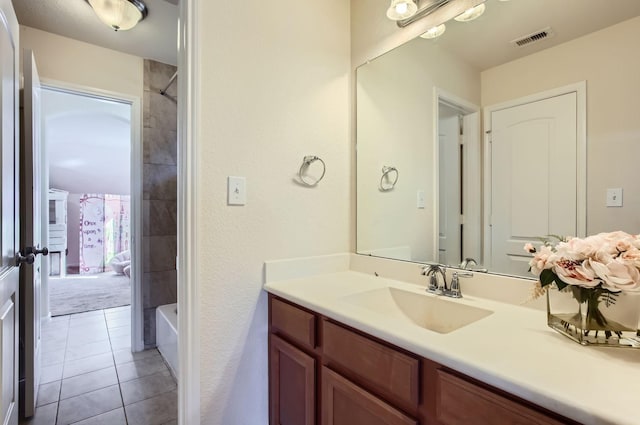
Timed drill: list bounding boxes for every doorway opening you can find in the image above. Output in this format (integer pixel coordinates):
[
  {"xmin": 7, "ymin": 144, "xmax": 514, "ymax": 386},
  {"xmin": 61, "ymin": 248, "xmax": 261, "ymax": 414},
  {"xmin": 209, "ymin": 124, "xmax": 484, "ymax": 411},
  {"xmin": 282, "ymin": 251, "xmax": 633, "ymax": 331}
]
[
  {"xmin": 28, "ymin": 81, "xmax": 179, "ymax": 424},
  {"xmin": 43, "ymin": 88, "xmax": 133, "ymax": 317},
  {"xmin": 434, "ymin": 89, "xmax": 481, "ymax": 268}
]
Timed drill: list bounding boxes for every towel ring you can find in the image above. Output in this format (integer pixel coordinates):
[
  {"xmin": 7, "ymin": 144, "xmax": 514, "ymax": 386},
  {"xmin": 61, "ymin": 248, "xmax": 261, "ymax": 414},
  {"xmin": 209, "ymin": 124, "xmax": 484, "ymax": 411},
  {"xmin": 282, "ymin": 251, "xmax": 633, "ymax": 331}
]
[
  {"xmin": 379, "ymin": 166, "xmax": 398, "ymax": 191},
  {"xmin": 298, "ymin": 155, "xmax": 326, "ymax": 187}
]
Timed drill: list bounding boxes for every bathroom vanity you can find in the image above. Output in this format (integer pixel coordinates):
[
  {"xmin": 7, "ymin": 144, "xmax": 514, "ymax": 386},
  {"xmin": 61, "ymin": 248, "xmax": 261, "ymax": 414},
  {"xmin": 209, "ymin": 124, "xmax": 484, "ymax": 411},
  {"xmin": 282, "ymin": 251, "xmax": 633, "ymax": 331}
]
[
  {"xmin": 269, "ymin": 295, "xmax": 574, "ymax": 425},
  {"xmin": 264, "ymin": 259, "xmax": 640, "ymax": 425}
]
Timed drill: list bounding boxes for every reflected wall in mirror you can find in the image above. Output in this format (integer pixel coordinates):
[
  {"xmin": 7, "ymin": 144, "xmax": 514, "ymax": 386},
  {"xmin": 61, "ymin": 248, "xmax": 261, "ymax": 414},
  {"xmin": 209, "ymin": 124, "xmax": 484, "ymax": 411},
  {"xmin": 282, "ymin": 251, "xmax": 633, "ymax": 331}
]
[{"xmin": 356, "ymin": 0, "xmax": 640, "ymax": 277}]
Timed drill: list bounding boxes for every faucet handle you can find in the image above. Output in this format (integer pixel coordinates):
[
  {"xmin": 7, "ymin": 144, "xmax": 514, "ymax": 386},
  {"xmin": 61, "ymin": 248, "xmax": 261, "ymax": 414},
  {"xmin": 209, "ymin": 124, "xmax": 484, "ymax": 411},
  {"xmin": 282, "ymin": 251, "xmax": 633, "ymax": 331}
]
[
  {"xmin": 429, "ymin": 275, "xmax": 442, "ymax": 294},
  {"xmin": 422, "ymin": 264, "xmax": 443, "ymax": 294},
  {"xmin": 447, "ymin": 271, "xmax": 473, "ymax": 298}
]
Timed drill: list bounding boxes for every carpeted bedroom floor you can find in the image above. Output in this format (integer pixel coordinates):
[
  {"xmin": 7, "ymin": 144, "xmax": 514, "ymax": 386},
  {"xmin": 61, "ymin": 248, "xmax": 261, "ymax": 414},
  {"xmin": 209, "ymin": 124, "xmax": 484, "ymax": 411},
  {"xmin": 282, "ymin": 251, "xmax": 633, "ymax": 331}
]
[{"xmin": 49, "ymin": 271, "xmax": 131, "ymax": 316}]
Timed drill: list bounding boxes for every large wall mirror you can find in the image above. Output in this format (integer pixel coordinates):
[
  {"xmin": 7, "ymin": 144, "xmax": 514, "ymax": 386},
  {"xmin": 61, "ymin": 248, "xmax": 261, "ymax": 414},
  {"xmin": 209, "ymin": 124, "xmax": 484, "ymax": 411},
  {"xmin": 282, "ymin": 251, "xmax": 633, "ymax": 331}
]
[{"xmin": 356, "ymin": 0, "xmax": 640, "ymax": 277}]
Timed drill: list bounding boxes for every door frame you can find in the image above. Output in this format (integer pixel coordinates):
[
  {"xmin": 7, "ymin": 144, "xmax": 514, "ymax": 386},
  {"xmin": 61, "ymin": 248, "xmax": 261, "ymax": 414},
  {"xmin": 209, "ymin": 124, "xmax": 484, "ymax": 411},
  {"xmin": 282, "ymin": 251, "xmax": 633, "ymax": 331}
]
[
  {"xmin": 433, "ymin": 88, "xmax": 480, "ymax": 265},
  {"xmin": 38, "ymin": 79, "xmax": 145, "ymax": 352},
  {"xmin": 482, "ymin": 81, "xmax": 587, "ymax": 269},
  {"xmin": 178, "ymin": 0, "xmax": 201, "ymax": 423}
]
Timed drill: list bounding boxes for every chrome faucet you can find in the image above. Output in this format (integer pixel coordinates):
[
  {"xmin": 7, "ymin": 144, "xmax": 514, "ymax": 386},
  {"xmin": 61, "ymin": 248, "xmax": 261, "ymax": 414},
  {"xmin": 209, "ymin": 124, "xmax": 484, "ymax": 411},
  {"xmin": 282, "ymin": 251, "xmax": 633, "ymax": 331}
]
[
  {"xmin": 459, "ymin": 257, "xmax": 489, "ymax": 273},
  {"xmin": 459, "ymin": 257, "xmax": 477, "ymax": 269},
  {"xmin": 422, "ymin": 265, "xmax": 473, "ymax": 298},
  {"xmin": 421, "ymin": 264, "xmax": 447, "ymax": 295}
]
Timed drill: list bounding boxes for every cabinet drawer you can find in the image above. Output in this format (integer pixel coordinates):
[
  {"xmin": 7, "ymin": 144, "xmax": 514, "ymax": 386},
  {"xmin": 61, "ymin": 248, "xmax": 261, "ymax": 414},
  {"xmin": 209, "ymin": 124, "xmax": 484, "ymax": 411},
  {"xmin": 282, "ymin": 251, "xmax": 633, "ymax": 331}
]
[
  {"xmin": 322, "ymin": 367, "xmax": 417, "ymax": 425},
  {"xmin": 436, "ymin": 370, "xmax": 567, "ymax": 425},
  {"xmin": 270, "ymin": 297, "xmax": 316, "ymax": 350},
  {"xmin": 322, "ymin": 320, "xmax": 419, "ymax": 409}
]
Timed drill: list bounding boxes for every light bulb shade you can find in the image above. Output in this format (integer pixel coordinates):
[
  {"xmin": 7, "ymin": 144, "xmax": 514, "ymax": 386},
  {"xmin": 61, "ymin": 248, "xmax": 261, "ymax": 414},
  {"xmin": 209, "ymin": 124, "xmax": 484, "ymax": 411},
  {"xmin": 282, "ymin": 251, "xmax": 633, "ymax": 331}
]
[
  {"xmin": 87, "ymin": 0, "xmax": 148, "ymax": 31},
  {"xmin": 420, "ymin": 24, "xmax": 446, "ymax": 39},
  {"xmin": 454, "ymin": 3, "xmax": 486, "ymax": 22},
  {"xmin": 386, "ymin": 0, "xmax": 418, "ymax": 21}
]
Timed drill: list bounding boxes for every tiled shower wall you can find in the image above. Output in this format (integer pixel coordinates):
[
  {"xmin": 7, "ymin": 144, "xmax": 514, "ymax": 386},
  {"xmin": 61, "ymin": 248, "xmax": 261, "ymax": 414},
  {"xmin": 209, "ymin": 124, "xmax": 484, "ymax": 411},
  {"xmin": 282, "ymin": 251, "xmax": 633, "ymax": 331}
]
[{"xmin": 142, "ymin": 60, "xmax": 177, "ymax": 347}]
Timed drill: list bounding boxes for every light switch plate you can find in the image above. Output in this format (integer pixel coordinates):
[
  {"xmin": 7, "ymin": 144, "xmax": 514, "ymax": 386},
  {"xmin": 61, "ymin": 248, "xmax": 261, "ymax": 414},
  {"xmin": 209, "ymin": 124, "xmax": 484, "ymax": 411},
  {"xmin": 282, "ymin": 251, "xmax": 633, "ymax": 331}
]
[
  {"xmin": 606, "ymin": 188, "xmax": 623, "ymax": 207},
  {"xmin": 417, "ymin": 190, "xmax": 426, "ymax": 209},
  {"xmin": 228, "ymin": 176, "xmax": 246, "ymax": 205}
]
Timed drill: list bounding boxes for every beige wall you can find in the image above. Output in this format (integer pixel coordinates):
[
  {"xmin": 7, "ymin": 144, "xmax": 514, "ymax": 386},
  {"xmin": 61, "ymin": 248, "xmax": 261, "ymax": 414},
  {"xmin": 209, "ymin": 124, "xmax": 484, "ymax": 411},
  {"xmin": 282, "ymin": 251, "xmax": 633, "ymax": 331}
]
[
  {"xmin": 195, "ymin": 0, "xmax": 351, "ymax": 422},
  {"xmin": 19, "ymin": 26, "xmax": 143, "ymax": 99},
  {"xmin": 357, "ymin": 36, "xmax": 480, "ymax": 261},
  {"xmin": 481, "ymin": 16, "xmax": 640, "ymax": 234}
]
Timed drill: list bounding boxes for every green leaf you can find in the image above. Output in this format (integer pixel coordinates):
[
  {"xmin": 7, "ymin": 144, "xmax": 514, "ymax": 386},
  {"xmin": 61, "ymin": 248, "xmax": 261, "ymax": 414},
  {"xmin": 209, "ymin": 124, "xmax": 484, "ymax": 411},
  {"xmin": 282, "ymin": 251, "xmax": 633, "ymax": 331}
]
[
  {"xmin": 539, "ymin": 269, "xmax": 556, "ymax": 287},
  {"xmin": 555, "ymin": 279, "xmax": 568, "ymax": 291}
]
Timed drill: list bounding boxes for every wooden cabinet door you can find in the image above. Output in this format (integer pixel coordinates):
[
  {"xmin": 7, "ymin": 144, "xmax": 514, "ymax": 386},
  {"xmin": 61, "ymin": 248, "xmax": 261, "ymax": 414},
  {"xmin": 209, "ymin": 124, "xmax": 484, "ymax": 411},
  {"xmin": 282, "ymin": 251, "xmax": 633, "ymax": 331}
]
[
  {"xmin": 322, "ymin": 367, "xmax": 417, "ymax": 425},
  {"xmin": 436, "ymin": 370, "xmax": 568, "ymax": 425},
  {"xmin": 270, "ymin": 334, "xmax": 315, "ymax": 425}
]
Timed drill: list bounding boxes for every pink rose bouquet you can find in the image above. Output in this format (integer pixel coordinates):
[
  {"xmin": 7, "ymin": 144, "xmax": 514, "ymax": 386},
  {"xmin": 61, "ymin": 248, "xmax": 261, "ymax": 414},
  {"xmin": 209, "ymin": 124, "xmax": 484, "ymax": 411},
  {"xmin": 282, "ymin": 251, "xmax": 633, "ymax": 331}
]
[{"xmin": 525, "ymin": 231, "xmax": 640, "ymax": 293}]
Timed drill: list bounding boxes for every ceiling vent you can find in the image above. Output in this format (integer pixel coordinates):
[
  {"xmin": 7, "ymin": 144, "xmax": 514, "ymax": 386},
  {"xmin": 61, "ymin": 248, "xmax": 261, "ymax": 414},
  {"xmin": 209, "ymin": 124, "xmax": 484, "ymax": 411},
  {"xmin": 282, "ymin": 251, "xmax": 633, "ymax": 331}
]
[{"xmin": 510, "ymin": 27, "xmax": 555, "ymax": 48}]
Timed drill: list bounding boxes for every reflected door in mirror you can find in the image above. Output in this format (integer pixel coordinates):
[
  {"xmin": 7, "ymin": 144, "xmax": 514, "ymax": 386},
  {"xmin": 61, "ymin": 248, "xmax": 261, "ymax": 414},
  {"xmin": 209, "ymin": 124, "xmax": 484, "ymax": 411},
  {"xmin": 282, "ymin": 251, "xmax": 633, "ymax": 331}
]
[{"xmin": 489, "ymin": 92, "xmax": 577, "ymax": 276}]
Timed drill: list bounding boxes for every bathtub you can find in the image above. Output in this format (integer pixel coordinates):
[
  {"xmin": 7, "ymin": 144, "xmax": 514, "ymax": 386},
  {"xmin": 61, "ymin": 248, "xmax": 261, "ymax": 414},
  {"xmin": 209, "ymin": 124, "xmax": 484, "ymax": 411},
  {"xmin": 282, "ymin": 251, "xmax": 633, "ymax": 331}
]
[{"xmin": 156, "ymin": 303, "xmax": 178, "ymax": 379}]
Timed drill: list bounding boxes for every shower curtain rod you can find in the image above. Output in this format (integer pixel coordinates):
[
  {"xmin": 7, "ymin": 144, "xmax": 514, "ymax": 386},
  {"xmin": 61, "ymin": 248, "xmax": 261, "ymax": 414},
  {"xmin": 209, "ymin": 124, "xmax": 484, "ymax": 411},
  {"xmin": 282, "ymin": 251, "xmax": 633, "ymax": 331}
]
[{"xmin": 160, "ymin": 71, "xmax": 178, "ymax": 96}]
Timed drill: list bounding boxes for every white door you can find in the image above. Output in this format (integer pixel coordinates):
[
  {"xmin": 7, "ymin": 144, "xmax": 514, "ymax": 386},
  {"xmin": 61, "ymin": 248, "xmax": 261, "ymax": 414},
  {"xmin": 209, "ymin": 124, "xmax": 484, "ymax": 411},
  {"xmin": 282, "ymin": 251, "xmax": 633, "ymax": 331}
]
[
  {"xmin": 19, "ymin": 50, "xmax": 46, "ymax": 418},
  {"xmin": 438, "ymin": 113, "xmax": 461, "ymax": 265},
  {"xmin": 0, "ymin": 1, "xmax": 20, "ymax": 424},
  {"xmin": 489, "ymin": 92, "xmax": 578, "ymax": 276}
]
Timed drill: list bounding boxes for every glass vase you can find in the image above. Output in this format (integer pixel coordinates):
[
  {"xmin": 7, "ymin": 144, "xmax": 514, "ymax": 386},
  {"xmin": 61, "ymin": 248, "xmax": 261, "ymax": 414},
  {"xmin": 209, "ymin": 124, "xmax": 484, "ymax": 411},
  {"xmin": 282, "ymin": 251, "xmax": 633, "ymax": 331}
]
[{"xmin": 547, "ymin": 287, "xmax": 640, "ymax": 348}]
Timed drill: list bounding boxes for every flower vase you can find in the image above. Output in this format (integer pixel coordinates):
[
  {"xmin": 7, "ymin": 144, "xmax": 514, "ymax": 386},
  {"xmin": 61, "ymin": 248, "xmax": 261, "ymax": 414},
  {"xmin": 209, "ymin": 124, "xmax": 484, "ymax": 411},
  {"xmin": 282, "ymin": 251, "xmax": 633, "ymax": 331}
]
[{"xmin": 547, "ymin": 287, "xmax": 640, "ymax": 347}]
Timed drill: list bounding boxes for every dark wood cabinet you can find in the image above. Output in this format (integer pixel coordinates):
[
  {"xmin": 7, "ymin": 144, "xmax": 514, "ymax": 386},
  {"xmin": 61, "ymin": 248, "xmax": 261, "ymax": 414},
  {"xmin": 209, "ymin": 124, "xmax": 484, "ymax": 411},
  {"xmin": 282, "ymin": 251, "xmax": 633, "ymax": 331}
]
[
  {"xmin": 435, "ymin": 370, "xmax": 567, "ymax": 425},
  {"xmin": 323, "ymin": 320, "xmax": 419, "ymax": 412},
  {"xmin": 269, "ymin": 334, "xmax": 316, "ymax": 425},
  {"xmin": 321, "ymin": 367, "xmax": 417, "ymax": 425},
  {"xmin": 271, "ymin": 297, "xmax": 316, "ymax": 350},
  {"xmin": 268, "ymin": 294, "xmax": 579, "ymax": 425}
]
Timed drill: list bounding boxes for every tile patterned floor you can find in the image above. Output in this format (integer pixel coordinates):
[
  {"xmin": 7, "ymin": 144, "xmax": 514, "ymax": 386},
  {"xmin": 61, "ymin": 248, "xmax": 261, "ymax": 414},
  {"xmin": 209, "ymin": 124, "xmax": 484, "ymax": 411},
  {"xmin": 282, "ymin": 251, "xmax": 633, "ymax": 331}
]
[{"xmin": 20, "ymin": 306, "xmax": 177, "ymax": 425}]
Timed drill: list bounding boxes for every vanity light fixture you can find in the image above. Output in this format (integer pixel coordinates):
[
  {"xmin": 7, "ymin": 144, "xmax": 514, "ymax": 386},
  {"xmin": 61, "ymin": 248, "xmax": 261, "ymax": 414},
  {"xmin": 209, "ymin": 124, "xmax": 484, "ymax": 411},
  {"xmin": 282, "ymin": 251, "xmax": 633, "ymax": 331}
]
[
  {"xmin": 86, "ymin": 0, "xmax": 148, "ymax": 31},
  {"xmin": 386, "ymin": 0, "xmax": 418, "ymax": 21},
  {"xmin": 454, "ymin": 3, "xmax": 486, "ymax": 22},
  {"xmin": 420, "ymin": 23, "xmax": 446, "ymax": 39},
  {"xmin": 392, "ymin": 0, "xmax": 450, "ymax": 28}
]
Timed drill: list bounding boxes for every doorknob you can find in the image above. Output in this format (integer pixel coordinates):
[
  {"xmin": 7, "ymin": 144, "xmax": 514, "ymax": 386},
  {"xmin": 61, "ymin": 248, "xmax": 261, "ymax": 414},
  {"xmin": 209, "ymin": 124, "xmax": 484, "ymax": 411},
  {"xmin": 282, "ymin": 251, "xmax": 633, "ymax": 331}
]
[
  {"xmin": 33, "ymin": 247, "xmax": 49, "ymax": 256},
  {"xmin": 16, "ymin": 252, "xmax": 35, "ymax": 265},
  {"xmin": 23, "ymin": 246, "xmax": 49, "ymax": 257}
]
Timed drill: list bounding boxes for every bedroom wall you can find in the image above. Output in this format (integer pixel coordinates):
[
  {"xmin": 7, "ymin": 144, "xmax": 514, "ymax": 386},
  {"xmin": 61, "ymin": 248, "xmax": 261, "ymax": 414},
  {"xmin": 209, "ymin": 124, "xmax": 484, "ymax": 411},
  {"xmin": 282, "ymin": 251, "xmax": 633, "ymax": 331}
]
[{"xmin": 142, "ymin": 59, "xmax": 178, "ymax": 347}]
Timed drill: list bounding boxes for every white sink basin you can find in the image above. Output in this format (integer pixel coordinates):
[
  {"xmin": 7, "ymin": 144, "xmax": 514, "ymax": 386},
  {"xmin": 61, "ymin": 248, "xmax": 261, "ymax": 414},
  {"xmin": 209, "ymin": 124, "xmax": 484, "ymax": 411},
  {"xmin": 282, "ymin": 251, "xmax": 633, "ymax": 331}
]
[{"xmin": 343, "ymin": 287, "xmax": 493, "ymax": 334}]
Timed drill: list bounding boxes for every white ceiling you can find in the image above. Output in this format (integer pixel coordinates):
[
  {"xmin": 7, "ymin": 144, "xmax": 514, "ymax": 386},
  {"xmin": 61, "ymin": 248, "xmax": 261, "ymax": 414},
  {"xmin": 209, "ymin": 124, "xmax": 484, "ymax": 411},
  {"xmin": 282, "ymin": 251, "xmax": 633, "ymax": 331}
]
[
  {"xmin": 12, "ymin": 0, "xmax": 178, "ymax": 65},
  {"xmin": 417, "ymin": 0, "xmax": 640, "ymax": 71},
  {"xmin": 44, "ymin": 88, "xmax": 132, "ymax": 195}
]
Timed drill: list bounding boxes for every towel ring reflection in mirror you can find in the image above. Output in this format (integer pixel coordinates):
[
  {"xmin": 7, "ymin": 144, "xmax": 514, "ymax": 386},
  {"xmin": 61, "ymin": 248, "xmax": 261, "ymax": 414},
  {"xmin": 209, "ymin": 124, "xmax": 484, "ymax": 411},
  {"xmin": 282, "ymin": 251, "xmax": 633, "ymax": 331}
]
[
  {"xmin": 298, "ymin": 155, "xmax": 326, "ymax": 187},
  {"xmin": 379, "ymin": 166, "xmax": 399, "ymax": 191}
]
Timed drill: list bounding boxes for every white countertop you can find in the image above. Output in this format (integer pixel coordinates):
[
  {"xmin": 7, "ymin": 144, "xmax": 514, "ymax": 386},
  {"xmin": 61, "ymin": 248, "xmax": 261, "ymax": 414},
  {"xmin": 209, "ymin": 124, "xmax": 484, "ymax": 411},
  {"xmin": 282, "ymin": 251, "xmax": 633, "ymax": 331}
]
[{"xmin": 264, "ymin": 270, "xmax": 640, "ymax": 425}]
